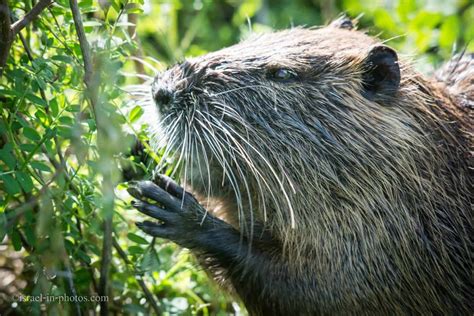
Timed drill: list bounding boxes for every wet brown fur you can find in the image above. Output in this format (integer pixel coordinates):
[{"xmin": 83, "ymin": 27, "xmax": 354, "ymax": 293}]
[{"xmin": 146, "ymin": 20, "xmax": 473, "ymax": 315}]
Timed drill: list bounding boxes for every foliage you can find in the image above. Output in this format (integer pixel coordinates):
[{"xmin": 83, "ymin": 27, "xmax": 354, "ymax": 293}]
[{"xmin": 0, "ymin": 0, "xmax": 471, "ymax": 314}]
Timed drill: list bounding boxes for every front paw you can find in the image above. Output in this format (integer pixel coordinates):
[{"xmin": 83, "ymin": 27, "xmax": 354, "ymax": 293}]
[{"xmin": 127, "ymin": 174, "xmax": 214, "ymax": 248}]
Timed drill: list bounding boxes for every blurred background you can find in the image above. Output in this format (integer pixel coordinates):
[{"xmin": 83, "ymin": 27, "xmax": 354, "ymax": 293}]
[
  {"xmin": 0, "ymin": 0, "xmax": 472, "ymax": 314},
  {"xmin": 137, "ymin": 0, "xmax": 473, "ymax": 72}
]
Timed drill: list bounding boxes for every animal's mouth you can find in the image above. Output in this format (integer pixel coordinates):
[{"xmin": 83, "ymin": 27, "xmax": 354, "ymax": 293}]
[{"xmin": 148, "ymin": 70, "xmax": 301, "ymax": 228}]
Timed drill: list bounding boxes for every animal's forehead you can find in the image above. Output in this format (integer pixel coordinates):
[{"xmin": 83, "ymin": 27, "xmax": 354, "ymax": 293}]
[{"xmin": 194, "ymin": 27, "xmax": 379, "ymax": 64}]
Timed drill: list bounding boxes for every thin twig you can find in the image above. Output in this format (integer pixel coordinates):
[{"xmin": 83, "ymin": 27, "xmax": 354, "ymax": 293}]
[
  {"xmin": 0, "ymin": 0, "xmax": 12, "ymax": 77},
  {"xmin": 46, "ymin": 7, "xmax": 79, "ymax": 62},
  {"xmin": 69, "ymin": 0, "xmax": 93, "ymax": 91},
  {"xmin": 98, "ymin": 217, "xmax": 113, "ymax": 316},
  {"xmin": 10, "ymin": 0, "xmax": 53, "ymax": 35},
  {"xmin": 127, "ymin": 13, "xmax": 146, "ymax": 83},
  {"xmin": 74, "ymin": 213, "xmax": 100, "ymax": 294},
  {"xmin": 17, "ymin": 30, "xmax": 67, "ymax": 168},
  {"xmin": 62, "ymin": 258, "xmax": 83, "ymax": 316},
  {"xmin": 6, "ymin": 167, "xmax": 63, "ymax": 229},
  {"xmin": 0, "ymin": 0, "xmax": 53, "ymax": 76},
  {"xmin": 113, "ymin": 238, "xmax": 162, "ymax": 314}
]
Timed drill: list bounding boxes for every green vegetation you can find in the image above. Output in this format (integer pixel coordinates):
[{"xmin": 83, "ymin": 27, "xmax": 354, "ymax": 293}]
[{"xmin": 0, "ymin": 0, "xmax": 472, "ymax": 314}]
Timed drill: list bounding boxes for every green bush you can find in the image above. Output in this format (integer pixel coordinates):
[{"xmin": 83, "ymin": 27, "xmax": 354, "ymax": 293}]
[{"xmin": 0, "ymin": 0, "xmax": 471, "ymax": 314}]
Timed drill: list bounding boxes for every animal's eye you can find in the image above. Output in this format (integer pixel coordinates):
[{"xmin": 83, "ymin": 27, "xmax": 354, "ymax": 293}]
[
  {"xmin": 270, "ymin": 68, "xmax": 297, "ymax": 81},
  {"xmin": 209, "ymin": 61, "xmax": 230, "ymax": 71}
]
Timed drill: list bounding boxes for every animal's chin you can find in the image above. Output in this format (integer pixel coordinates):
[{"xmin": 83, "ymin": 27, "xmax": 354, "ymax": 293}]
[
  {"xmin": 179, "ymin": 151, "xmax": 233, "ymax": 198},
  {"xmin": 157, "ymin": 109, "xmax": 239, "ymax": 199}
]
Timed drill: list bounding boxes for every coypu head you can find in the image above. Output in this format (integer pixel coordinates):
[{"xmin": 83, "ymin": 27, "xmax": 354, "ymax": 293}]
[
  {"xmin": 148, "ymin": 19, "xmax": 467, "ymax": 250},
  {"xmin": 144, "ymin": 19, "xmax": 472, "ymax": 311}
]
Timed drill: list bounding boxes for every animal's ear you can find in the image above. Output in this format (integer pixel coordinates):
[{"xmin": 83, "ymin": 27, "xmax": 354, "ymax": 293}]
[
  {"xmin": 362, "ymin": 45, "xmax": 401, "ymax": 99},
  {"xmin": 330, "ymin": 16, "xmax": 354, "ymax": 30}
]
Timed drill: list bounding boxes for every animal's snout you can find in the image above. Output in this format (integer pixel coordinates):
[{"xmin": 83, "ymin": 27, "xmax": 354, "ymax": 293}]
[
  {"xmin": 152, "ymin": 78, "xmax": 176, "ymax": 110},
  {"xmin": 152, "ymin": 59, "xmax": 203, "ymax": 112},
  {"xmin": 153, "ymin": 85, "xmax": 174, "ymax": 108}
]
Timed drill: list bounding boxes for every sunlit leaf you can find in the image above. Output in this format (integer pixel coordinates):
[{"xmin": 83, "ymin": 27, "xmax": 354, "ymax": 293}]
[
  {"xmin": 25, "ymin": 93, "xmax": 47, "ymax": 107},
  {"xmin": 440, "ymin": 15, "xmax": 460, "ymax": 49},
  {"xmin": 129, "ymin": 106, "xmax": 144, "ymax": 123},
  {"xmin": 127, "ymin": 232, "xmax": 148, "ymax": 244}
]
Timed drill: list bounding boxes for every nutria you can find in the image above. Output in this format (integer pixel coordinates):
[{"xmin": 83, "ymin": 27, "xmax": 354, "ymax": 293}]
[{"xmin": 128, "ymin": 17, "xmax": 473, "ymax": 315}]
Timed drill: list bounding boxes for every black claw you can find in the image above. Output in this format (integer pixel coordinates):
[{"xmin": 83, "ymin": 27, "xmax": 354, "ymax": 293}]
[
  {"xmin": 153, "ymin": 174, "xmax": 185, "ymax": 198},
  {"xmin": 135, "ymin": 220, "xmax": 172, "ymax": 238},
  {"xmin": 131, "ymin": 178, "xmax": 216, "ymax": 245},
  {"xmin": 133, "ymin": 200, "xmax": 173, "ymax": 222},
  {"xmin": 127, "ymin": 186, "xmax": 142, "ymax": 199},
  {"xmin": 127, "ymin": 180, "xmax": 179, "ymax": 210},
  {"xmin": 137, "ymin": 181, "xmax": 179, "ymax": 210}
]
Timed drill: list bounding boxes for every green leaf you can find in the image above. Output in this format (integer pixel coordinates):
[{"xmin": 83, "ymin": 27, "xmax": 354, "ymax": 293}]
[
  {"xmin": 439, "ymin": 15, "xmax": 460, "ymax": 49},
  {"xmin": 110, "ymin": 0, "xmax": 122, "ymax": 13},
  {"xmin": 139, "ymin": 247, "xmax": 159, "ymax": 272},
  {"xmin": 0, "ymin": 88, "xmax": 22, "ymax": 97},
  {"xmin": 35, "ymin": 109, "xmax": 50, "ymax": 125},
  {"xmin": 16, "ymin": 171, "xmax": 34, "ymax": 193},
  {"xmin": 124, "ymin": 4, "xmax": 143, "ymax": 14},
  {"xmin": 127, "ymin": 232, "xmax": 148, "ymax": 244},
  {"xmin": 50, "ymin": 99, "xmax": 59, "ymax": 117},
  {"xmin": 11, "ymin": 229, "xmax": 22, "ymax": 251},
  {"xmin": 24, "ymin": 224, "xmax": 36, "ymax": 246},
  {"xmin": 1, "ymin": 174, "xmax": 21, "ymax": 195},
  {"xmin": 67, "ymin": 104, "xmax": 82, "ymax": 113},
  {"xmin": 128, "ymin": 245, "xmax": 145, "ymax": 255},
  {"xmin": 77, "ymin": 250, "xmax": 92, "ymax": 264},
  {"xmin": 57, "ymin": 125, "xmax": 73, "ymax": 138},
  {"xmin": 51, "ymin": 55, "xmax": 73, "ymax": 63},
  {"xmin": 30, "ymin": 161, "xmax": 51, "ymax": 172},
  {"xmin": 129, "ymin": 106, "xmax": 144, "ymax": 123},
  {"xmin": 19, "ymin": 144, "xmax": 37, "ymax": 152},
  {"xmin": 83, "ymin": 21, "xmax": 103, "ymax": 27},
  {"xmin": 23, "ymin": 127, "xmax": 41, "ymax": 141},
  {"xmin": 75, "ymin": 268, "xmax": 91, "ymax": 285},
  {"xmin": 0, "ymin": 213, "xmax": 6, "ymax": 242},
  {"xmin": 88, "ymin": 243, "xmax": 101, "ymax": 256},
  {"xmin": 374, "ymin": 8, "xmax": 398, "ymax": 32},
  {"xmin": 35, "ymin": 77, "xmax": 47, "ymax": 90},
  {"xmin": 16, "ymin": 115, "xmax": 29, "ymax": 128},
  {"xmin": 0, "ymin": 144, "xmax": 16, "ymax": 169},
  {"xmin": 59, "ymin": 116, "xmax": 75, "ymax": 126},
  {"xmin": 25, "ymin": 93, "xmax": 47, "ymax": 107}
]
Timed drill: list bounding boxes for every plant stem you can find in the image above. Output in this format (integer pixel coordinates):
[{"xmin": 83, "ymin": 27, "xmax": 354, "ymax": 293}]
[{"xmin": 69, "ymin": 1, "xmax": 114, "ymax": 314}]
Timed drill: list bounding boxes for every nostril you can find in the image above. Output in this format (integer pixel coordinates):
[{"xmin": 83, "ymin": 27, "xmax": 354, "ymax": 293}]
[{"xmin": 154, "ymin": 88, "xmax": 174, "ymax": 108}]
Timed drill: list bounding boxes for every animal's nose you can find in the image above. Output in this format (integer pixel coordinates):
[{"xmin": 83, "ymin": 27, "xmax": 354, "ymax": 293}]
[{"xmin": 153, "ymin": 86, "xmax": 174, "ymax": 108}]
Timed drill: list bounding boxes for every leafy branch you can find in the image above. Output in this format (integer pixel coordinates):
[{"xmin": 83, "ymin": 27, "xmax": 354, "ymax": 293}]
[
  {"xmin": 68, "ymin": 1, "xmax": 112, "ymax": 315},
  {"xmin": 0, "ymin": 0, "xmax": 53, "ymax": 77}
]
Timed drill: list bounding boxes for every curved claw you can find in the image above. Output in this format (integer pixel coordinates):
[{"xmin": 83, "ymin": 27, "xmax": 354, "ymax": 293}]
[
  {"xmin": 132, "ymin": 200, "xmax": 174, "ymax": 222},
  {"xmin": 127, "ymin": 180, "xmax": 180, "ymax": 211},
  {"xmin": 152, "ymin": 173, "xmax": 185, "ymax": 199},
  {"xmin": 129, "ymin": 177, "xmax": 218, "ymax": 247},
  {"xmin": 136, "ymin": 221, "xmax": 173, "ymax": 238}
]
